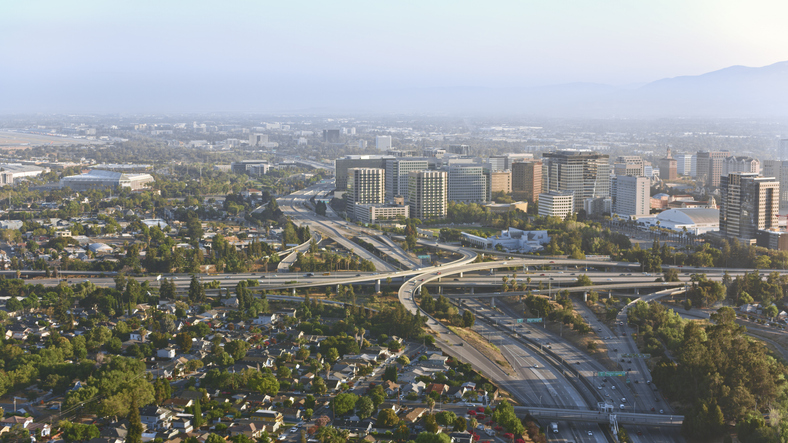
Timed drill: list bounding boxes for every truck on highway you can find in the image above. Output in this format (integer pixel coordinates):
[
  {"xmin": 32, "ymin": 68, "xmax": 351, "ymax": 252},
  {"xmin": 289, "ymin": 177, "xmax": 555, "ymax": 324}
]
[{"xmin": 550, "ymin": 422, "xmax": 558, "ymax": 433}]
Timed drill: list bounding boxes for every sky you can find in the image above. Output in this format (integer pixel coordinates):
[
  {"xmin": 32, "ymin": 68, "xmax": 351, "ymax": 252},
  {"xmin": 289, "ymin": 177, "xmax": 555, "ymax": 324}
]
[{"xmin": 1, "ymin": 0, "xmax": 787, "ymax": 113}]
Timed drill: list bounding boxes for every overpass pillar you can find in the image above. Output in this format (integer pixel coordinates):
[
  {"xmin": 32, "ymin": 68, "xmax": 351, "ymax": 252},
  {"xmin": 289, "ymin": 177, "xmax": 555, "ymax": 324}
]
[
  {"xmin": 292, "ymin": 288, "xmax": 296, "ymax": 296},
  {"xmin": 375, "ymin": 280, "xmax": 381, "ymax": 293},
  {"xmin": 470, "ymin": 287, "xmax": 474, "ymax": 294},
  {"xmin": 635, "ymin": 288, "xmax": 639, "ymax": 295},
  {"xmin": 583, "ymin": 292, "xmax": 588, "ymax": 302},
  {"xmin": 459, "ymin": 272, "xmax": 463, "ymax": 278},
  {"xmin": 439, "ymin": 286, "xmax": 443, "ymax": 295},
  {"xmin": 491, "ymin": 297, "xmax": 496, "ymax": 308}
]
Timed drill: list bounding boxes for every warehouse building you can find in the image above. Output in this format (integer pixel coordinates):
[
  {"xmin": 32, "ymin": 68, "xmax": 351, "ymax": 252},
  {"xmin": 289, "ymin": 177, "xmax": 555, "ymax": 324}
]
[{"xmin": 60, "ymin": 169, "xmax": 154, "ymax": 191}]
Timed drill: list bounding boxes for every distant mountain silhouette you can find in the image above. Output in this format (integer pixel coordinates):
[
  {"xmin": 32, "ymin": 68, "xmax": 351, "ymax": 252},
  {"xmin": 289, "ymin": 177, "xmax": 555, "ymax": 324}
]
[{"xmin": 344, "ymin": 61, "xmax": 788, "ymax": 118}]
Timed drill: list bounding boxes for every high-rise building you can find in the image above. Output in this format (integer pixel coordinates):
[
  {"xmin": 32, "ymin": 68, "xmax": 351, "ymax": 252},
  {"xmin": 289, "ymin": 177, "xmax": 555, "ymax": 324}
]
[
  {"xmin": 505, "ymin": 153, "xmax": 535, "ymax": 169},
  {"xmin": 780, "ymin": 139, "xmax": 788, "ymax": 161},
  {"xmin": 408, "ymin": 170, "xmax": 448, "ymax": 219},
  {"xmin": 658, "ymin": 148, "xmax": 677, "ymax": 180},
  {"xmin": 249, "ymin": 133, "xmax": 268, "ymax": 146},
  {"xmin": 720, "ymin": 172, "xmax": 779, "ymax": 241},
  {"xmin": 676, "ymin": 154, "xmax": 694, "ymax": 176},
  {"xmin": 487, "ymin": 170, "xmax": 512, "ymax": 199},
  {"xmin": 445, "ymin": 165, "xmax": 487, "ymax": 203},
  {"xmin": 762, "ymin": 160, "xmax": 788, "ymax": 209},
  {"xmin": 323, "ymin": 129, "xmax": 340, "ymax": 143},
  {"xmin": 488, "ymin": 156, "xmax": 507, "ymax": 172},
  {"xmin": 376, "ymin": 135, "xmax": 392, "ymax": 151},
  {"xmin": 346, "ymin": 168, "xmax": 385, "ymax": 221},
  {"xmin": 385, "ymin": 159, "xmax": 429, "ymax": 201},
  {"xmin": 722, "ymin": 156, "xmax": 760, "ymax": 176},
  {"xmin": 541, "ymin": 150, "xmax": 610, "ymax": 212},
  {"xmin": 334, "ymin": 155, "xmax": 395, "ymax": 190},
  {"xmin": 538, "ymin": 190, "xmax": 574, "ymax": 220},
  {"xmin": 612, "ymin": 175, "xmax": 650, "ymax": 217},
  {"xmin": 614, "ymin": 162, "xmax": 645, "ymax": 177},
  {"xmin": 696, "ymin": 151, "xmax": 731, "ymax": 187},
  {"xmin": 511, "ymin": 161, "xmax": 542, "ymax": 201},
  {"xmin": 449, "ymin": 144, "xmax": 471, "ymax": 156}
]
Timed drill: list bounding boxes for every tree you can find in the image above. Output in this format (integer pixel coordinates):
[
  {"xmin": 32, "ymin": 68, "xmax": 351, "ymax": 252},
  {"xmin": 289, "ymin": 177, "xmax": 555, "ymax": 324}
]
[
  {"xmin": 426, "ymin": 397, "xmax": 436, "ymax": 414},
  {"xmin": 394, "ymin": 424, "xmax": 410, "ymax": 442},
  {"xmin": 382, "ymin": 365, "xmax": 398, "ymax": 382},
  {"xmin": 356, "ymin": 396, "xmax": 374, "ymax": 419},
  {"xmin": 453, "ymin": 416, "xmax": 467, "ymax": 432},
  {"xmin": 192, "ymin": 400, "xmax": 204, "ymax": 428},
  {"xmin": 765, "ymin": 304, "xmax": 779, "ymax": 319},
  {"xmin": 396, "ymin": 355, "xmax": 410, "ymax": 366},
  {"xmin": 331, "ymin": 393, "xmax": 358, "ymax": 416},
  {"xmin": 415, "ymin": 432, "xmax": 451, "ymax": 443},
  {"xmin": 126, "ymin": 397, "xmax": 143, "ymax": 443},
  {"xmin": 176, "ymin": 332, "xmax": 193, "ymax": 353},
  {"xmin": 436, "ymin": 410, "xmax": 457, "ymax": 426},
  {"xmin": 664, "ymin": 268, "xmax": 680, "ymax": 282},
  {"xmin": 423, "ymin": 414, "xmax": 439, "ymax": 433},
  {"xmin": 188, "ymin": 275, "xmax": 205, "ymax": 304},
  {"xmin": 254, "ymin": 374, "xmax": 280, "ymax": 396},
  {"xmin": 462, "ymin": 310, "xmax": 475, "ymax": 328},
  {"xmin": 377, "ymin": 408, "xmax": 399, "ymax": 427}
]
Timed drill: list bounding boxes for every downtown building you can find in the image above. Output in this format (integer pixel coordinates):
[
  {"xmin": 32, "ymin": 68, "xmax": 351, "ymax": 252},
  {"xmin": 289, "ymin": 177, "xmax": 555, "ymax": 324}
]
[
  {"xmin": 346, "ymin": 168, "xmax": 385, "ymax": 221},
  {"xmin": 612, "ymin": 175, "xmax": 650, "ymax": 218},
  {"xmin": 696, "ymin": 151, "xmax": 732, "ymax": 187},
  {"xmin": 511, "ymin": 160, "xmax": 542, "ymax": 202},
  {"xmin": 537, "ymin": 190, "xmax": 575, "ymax": 220},
  {"xmin": 541, "ymin": 150, "xmax": 610, "ymax": 212},
  {"xmin": 719, "ymin": 172, "xmax": 779, "ymax": 242},
  {"xmin": 445, "ymin": 165, "xmax": 487, "ymax": 203},
  {"xmin": 385, "ymin": 158, "xmax": 429, "ymax": 201},
  {"xmin": 408, "ymin": 170, "xmax": 448, "ymax": 219},
  {"xmin": 334, "ymin": 155, "xmax": 395, "ymax": 191}
]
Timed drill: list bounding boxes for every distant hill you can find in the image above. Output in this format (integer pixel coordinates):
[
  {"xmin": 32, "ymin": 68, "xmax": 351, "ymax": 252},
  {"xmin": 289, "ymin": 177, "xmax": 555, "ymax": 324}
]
[{"xmin": 344, "ymin": 61, "xmax": 788, "ymax": 118}]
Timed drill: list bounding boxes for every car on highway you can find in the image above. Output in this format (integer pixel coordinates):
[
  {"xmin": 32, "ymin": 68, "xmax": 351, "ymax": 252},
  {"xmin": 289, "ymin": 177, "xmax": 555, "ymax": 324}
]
[
  {"xmin": 454, "ymin": 278, "xmax": 459, "ymax": 281},
  {"xmin": 587, "ymin": 431, "xmax": 593, "ymax": 436},
  {"xmin": 659, "ymin": 409, "xmax": 664, "ymax": 414}
]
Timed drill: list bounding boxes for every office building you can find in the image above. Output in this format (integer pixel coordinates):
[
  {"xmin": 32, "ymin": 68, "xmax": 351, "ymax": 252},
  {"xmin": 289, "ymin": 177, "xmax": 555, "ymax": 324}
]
[
  {"xmin": 231, "ymin": 160, "xmax": 270, "ymax": 174},
  {"xmin": 614, "ymin": 162, "xmax": 644, "ymax": 177},
  {"xmin": 696, "ymin": 151, "xmax": 731, "ymax": 187},
  {"xmin": 353, "ymin": 204, "xmax": 410, "ymax": 224},
  {"xmin": 408, "ymin": 170, "xmax": 447, "ymax": 219},
  {"xmin": 334, "ymin": 155, "xmax": 395, "ymax": 190},
  {"xmin": 385, "ymin": 159, "xmax": 429, "ymax": 201},
  {"xmin": 488, "ymin": 156, "xmax": 507, "ymax": 172},
  {"xmin": 323, "ymin": 129, "xmax": 340, "ymax": 143},
  {"xmin": 0, "ymin": 164, "xmax": 49, "ymax": 186},
  {"xmin": 541, "ymin": 150, "xmax": 610, "ymax": 212},
  {"xmin": 505, "ymin": 153, "xmax": 535, "ymax": 169},
  {"xmin": 755, "ymin": 229, "xmax": 788, "ymax": 251},
  {"xmin": 346, "ymin": 168, "xmax": 385, "ymax": 221},
  {"xmin": 249, "ymin": 133, "xmax": 268, "ymax": 147},
  {"xmin": 487, "ymin": 171, "xmax": 512, "ymax": 198},
  {"xmin": 511, "ymin": 161, "xmax": 542, "ymax": 201},
  {"xmin": 537, "ymin": 190, "xmax": 574, "ymax": 220},
  {"xmin": 720, "ymin": 172, "xmax": 779, "ymax": 241},
  {"xmin": 446, "ymin": 165, "xmax": 487, "ymax": 203},
  {"xmin": 676, "ymin": 154, "xmax": 695, "ymax": 176},
  {"xmin": 376, "ymin": 136, "xmax": 392, "ymax": 151},
  {"xmin": 658, "ymin": 148, "xmax": 677, "ymax": 180},
  {"xmin": 612, "ymin": 175, "xmax": 650, "ymax": 217},
  {"xmin": 780, "ymin": 139, "xmax": 788, "ymax": 161},
  {"xmin": 60, "ymin": 170, "xmax": 154, "ymax": 191},
  {"xmin": 762, "ymin": 160, "xmax": 788, "ymax": 209},
  {"xmin": 614, "ymin": 156, "xmax": 645, "ymax": 176},
  {"xmin": 449, "ymin": 144, "xmax": 471, "ymax": 156},
  {"xmin": 722, "ymin": 156, "xmax": 760, "ymax": 176},
  {"xmin": 583, "ymin": 197, "xmax": 612, "ymax": 216}
]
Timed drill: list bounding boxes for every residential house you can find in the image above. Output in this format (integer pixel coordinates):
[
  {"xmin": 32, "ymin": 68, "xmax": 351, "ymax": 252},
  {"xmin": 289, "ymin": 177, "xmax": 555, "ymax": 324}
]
[
  {"xmin": 401, "ymin": 407, "xmax": 427, "ymax": 424},
  {"xmin": 382, "ymin": 380, "xmax": 401, "ymax": 396},
  {"xmin": 250, "ymin": 409, "xmax": 283, "ymax": 432},
  {"xmin": 139, "ymin": 406, "xmax": 174, "ymax": 431}
]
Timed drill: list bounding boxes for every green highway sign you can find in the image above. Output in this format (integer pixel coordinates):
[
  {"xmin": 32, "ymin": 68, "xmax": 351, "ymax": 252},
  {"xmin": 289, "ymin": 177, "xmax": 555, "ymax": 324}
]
[
  {"xmin": 597, "ymin": 371, "xmax": 627, "ymax": 377},
  {"xmin": 417, "ymin": 255, "xmax": 431, "ymax": 259},
  {"xmin": 526, "ymin": 318, "xmax": 543, "ymax": 323},
  {"xmin": 621, "ymin": 353, "xmax": 651, "ymax": 358},
  {"xmin": 516, "ymin": 319, "xmax": 524, "ymax": 324}
]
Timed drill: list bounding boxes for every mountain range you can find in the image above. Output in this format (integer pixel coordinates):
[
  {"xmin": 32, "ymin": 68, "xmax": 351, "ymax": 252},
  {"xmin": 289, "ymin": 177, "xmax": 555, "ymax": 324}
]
[{"xmin": 362, "ymin": 61, "xmax": 788, "ymax": 118}]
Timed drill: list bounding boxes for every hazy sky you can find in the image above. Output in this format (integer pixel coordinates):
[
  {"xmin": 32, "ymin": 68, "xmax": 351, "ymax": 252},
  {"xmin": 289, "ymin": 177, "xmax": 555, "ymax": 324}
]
[{"xmin": 2, "ymin": 0, "xmax": 787, "ymax": 112}]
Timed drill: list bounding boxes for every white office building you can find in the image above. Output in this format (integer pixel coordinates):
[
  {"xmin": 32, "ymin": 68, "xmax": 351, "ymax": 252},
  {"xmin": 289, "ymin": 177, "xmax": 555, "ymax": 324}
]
[
  {"xmin": 385, "ymin": 159, "xmax": 429, "ymax": 201},
  {"xmin": 346, "ymin": 168, "xmax": 385, "ymax": 221},
  {"xmin": 446, "ymin": 165, "xmax": 487, "ymax": 203},
  {"xmin": 676, "ymin": 154, "xmax": 695, "ymax": 176},
  {"xmin": 538, "ymin": 190, "xmax": 574, "ymax": 220},
  {"xmin": 612, "ymin": 175, "xmax": 650, "ymax": 217},
  {"xmin": 541, "ymin": 150, "xmax": 610, "ymax": 212},
  {"xmin": 408, "ymin": 170, "xmax": 448, "ymax": 219},
  {"xmin": 376, "ymin": 136, "xmax": 392, "ymax": 151}
]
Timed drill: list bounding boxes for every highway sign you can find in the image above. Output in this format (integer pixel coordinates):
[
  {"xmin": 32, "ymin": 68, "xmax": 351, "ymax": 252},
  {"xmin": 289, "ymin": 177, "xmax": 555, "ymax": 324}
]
[
  {"xmin": 516, "ymin": 319, "xmax": 524, "ymax": 324},
  {"xmin": 621, "ymin": 353, "xmax": 651, "ymax": 358},
  {"xmin": 526, "ymin": 318, "xmax": 543, "ymax": 323},
  {"xmin": 417, "ymin": 255, "xmax": 431, "ymax": 259},
  {"xmin": 597, "ymin": 371, "xmax": 627, "ymax": 377}
]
